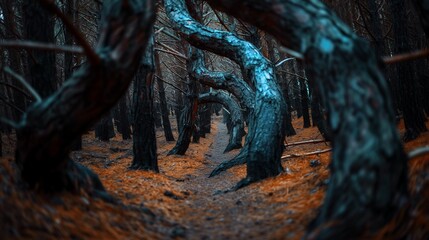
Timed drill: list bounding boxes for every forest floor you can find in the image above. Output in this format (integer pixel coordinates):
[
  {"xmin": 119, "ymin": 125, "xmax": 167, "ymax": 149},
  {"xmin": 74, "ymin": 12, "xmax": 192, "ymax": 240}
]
[{"xmin": 1, "ymin": 116, "xmax": 429, "ymax": 239}]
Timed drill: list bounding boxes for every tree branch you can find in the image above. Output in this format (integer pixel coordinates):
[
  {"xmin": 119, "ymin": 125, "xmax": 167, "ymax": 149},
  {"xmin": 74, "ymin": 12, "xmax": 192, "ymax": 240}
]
[
  {"xmin": 37, "ymin": 0, "xmax": 100, "ymax": 65},
  {"xmin": 383, "ymin": 48, "xmax": 429, "ymax": 64},
  {"xmin": 281, "ymin": 148, "xmax": 332, "ymax": 159},
  {"xmin": 3, "ymin": 67, "xmax": 42, "ymax": 103},
  {"xmin": 0, "ymin": 40, "xmax": 84, "ymax": 54},
  {"xmin": 408, "ymin": 146, "xmax": 429, "ymax": 159}
]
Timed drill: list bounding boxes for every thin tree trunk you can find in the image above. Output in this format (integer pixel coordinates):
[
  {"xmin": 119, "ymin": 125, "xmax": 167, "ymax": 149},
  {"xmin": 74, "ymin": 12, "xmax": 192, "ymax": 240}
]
[
  {"xmin": 300, "ymin": 77, "xmax": 311, "ymax": 128},
  {"xmin": 131, "ymin": 35, "xmax": 158, "ymax": 171},
  {"xmin": 390, "ymin": 0, "xmax": 427, "ymax": 141},
  {"xmin": 154, "ymin": 52, "xmax": 175, "ymax": 141},
  {"xmin": 168, "ymin": 72, "xmax": 198, "ymax": 155},
  {"xmin": 23, "ymin": 0, "xmax": 57, "ymax": 98},
  {"xmin": 118, "ymin": 95, "xmax": 131, "ymax": 140}
]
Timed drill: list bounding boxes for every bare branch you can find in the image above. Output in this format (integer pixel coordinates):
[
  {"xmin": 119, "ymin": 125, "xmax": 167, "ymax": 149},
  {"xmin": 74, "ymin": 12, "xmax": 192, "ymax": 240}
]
[
  {"xmin": 0, "ymin": 40, "xmax": 84, "ymax": 54},
  {"xmin": 285, "ymin": 139, "xmax": 328, "ymax": 147},
  {"xmin": 3, "ymin": 67, "xmax": 42, "ymax": 103},
  {"xmin": 383, "ymin": 48, "xmax": 429, "ymax": 64},
  {"xmin": 281, "ymin": 148, "xmax": 332, "ymax": 159},
  {"xmin": 408, "ymin": 146, "xmax": 429, "ymax": 159},
  {"xmin": 275, "ymin": 57, "xmax": 295, "ymax": 67},
  {"xmin": 155, "ymin": 74, "xmax": 186, "ymax": 94},
  {"xmin": 37, "ymin": 0, "xmax": 100, "ymax": 65},
  {"xmin": 155, "ymin": 47, "xmax": 188, "ymax": 60}
]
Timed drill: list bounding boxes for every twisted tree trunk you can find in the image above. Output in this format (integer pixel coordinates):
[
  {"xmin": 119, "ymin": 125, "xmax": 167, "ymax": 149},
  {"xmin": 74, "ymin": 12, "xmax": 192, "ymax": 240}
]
[
  {"xmin": 205, "ymin": 0, "xmax": 407, "ymax": 238},
  {"xmin": 165, "ymin": 0, "xmax": 285, "ymax": 186},
  {"xmin": 15, "ymin": 0, "xmax": 155, "ymax": 196},
  {"xmin": 199, "ymin": 90, "xmax": 245, "ymax": 153}
]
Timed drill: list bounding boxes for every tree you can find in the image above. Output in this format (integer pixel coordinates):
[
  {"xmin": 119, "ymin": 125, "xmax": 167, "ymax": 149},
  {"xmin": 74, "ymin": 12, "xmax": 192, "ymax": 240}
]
[
  {"xmin": 389, "ymin": 0, "xmax": 427, "ymax": 141},
  {"xmin": 131, "ymin": 35, "xmax": 159, "ymax": 172},
  {"xmin": 23, "ymin": 0, "xmax": 57, "ymax": 98},
  {"xmin": 13, "ymin": 0, "xmax": 155, "ymax": 196},
  {"xmin": 154, "ymin": 51, "xmax": 175, "ymax": 142},
  {"xmin": 204, "ymin": 0, "xmax": 407, "ymax": 238},
  {"xmin": 165, "ymin": 0, "xmax": 285, "ymax": 187},
  {"xmin": 198, "ymin": 90, "xmax": 245, "ymax": 153}
]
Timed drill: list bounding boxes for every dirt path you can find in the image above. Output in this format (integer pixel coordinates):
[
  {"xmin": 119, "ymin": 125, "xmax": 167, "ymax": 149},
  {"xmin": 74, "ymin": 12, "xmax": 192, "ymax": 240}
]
[{"xmin": 170, "ymin": 120, "xmax": 286, "ymax": 239}]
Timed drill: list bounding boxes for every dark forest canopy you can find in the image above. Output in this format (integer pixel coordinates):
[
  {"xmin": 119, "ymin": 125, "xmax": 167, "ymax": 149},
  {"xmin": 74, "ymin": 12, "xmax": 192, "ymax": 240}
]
[{"xmin": 0, "ymin": 0, "xmax": 428, "ymax": 239}]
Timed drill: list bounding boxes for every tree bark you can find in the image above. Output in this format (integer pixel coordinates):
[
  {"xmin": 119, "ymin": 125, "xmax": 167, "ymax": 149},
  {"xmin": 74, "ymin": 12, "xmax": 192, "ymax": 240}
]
[
  {"xmin": 199, "ymin": 90, "xmax": 245, "ymax": 152},
  {"xmin": 117, "ymin": 95, "xmax": 131, "ymax": 140},
  {"xmin": 95, "ymin": 112, "xmax": 115, "ymax": 142},
  {"xmin": 155, "ymin": 51, "xmax": 175, "ymax": 141},
  {"xmin": 168, "ymin": 72, "xmax": 198, "ymax": 155},
  {"xmin": 204, "ymin": 0, "xmax": 408, "ymax": 238},
  {"xmin": 300, "ymin": 77, "xmax": 311, "ymax": 128},
  {"xmin": 131, "ymin": 35, "xmax": 158, "ymax": 172},
  {"xmin": 412, "ymin": 0, "xmax": 429, "ymax": 34},
  {"xmin": 23, "ymin": 0, "xmax": 57, "ymax": 99},
  {"xmin": 15, "ymin": 0, "xmax": 155, "ymax": 196},
  {"xmin": 165, "ymin": 0, "xmax": 285, "ymax": 185},
  {"xmin": 390, "ymin": 0, "xmax": 427, "ymax": 141}
]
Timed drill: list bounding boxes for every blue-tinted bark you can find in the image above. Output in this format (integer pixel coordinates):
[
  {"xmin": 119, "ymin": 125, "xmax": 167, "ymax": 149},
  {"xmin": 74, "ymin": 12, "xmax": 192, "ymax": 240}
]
[
  {"xmin": 205, "ymin": 0, "xmax": 408, "ymax": 238},
  {"xmin": 199, "ymin": 90, "xmax": 245, "ymax": 152},
  {"xmin": 165, "ymin": 0, "xmax": 285, "ymax": 185}
]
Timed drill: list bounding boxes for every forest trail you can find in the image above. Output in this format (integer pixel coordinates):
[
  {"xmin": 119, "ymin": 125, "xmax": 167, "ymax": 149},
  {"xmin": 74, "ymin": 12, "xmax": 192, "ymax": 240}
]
[{"xmin": 1, "ymin": 117, "xmax": 428, "ymax": 239}]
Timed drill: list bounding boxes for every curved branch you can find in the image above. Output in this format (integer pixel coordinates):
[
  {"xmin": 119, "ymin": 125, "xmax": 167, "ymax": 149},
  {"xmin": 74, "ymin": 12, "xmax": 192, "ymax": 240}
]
[{"xmin": 199, "ymin": 90, "xmax": 245, "ymax": 152}]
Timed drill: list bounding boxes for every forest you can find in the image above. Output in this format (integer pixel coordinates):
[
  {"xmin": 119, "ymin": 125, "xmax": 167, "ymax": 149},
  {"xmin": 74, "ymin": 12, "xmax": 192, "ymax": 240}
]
[{"xmin": 0, "ymin": 0, "xmax": 429, "ymax": 239}]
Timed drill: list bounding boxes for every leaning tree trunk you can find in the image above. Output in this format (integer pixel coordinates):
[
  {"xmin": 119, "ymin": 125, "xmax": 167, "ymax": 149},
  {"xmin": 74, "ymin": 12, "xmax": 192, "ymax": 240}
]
[
  {"xmin": 204, "ymin": 0, "xmax": 408, "ymax": 238},
  {"xmin": 165, "ymin": 0, "xmax": 285, "ymax": 186},
  {"xmin": 168, "ymin": 73, "xmax": 198, "ymax": 155},
  {"xmin": 199, "ymin": 90, "xmax": 245, "ymax": 153},
  {"xmin": 131, "ymin": 36, "xmax": 158, "ymax": 172},
  {"xmin": 14, "ymin": 0, "xmax": 155, "ymax": 196}
]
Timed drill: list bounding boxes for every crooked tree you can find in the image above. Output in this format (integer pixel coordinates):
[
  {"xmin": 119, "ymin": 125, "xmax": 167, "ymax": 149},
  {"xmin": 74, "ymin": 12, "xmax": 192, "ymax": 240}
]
[
  {"xmin": 198, "ymin": 89, "xmax": 245, "ymax": 153},
  {"xmin": 165, "ymin": 0, "xmax": 286, "ymax": 186},
  {"xmin": 14, "ymin": 0, "xmax": 155, "ymax": 196},
  {"xmin": 204, "ymin": 0, "xmax": 408, "ymax": 238}
]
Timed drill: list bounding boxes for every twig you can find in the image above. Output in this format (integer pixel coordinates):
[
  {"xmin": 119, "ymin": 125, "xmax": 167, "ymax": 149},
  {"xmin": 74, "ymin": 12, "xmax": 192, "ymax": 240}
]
[
  {"xmin": 156, "ymin": 41, "xmax": 188, "ymax": 60},
  {"xmin": 155, "ymin": 47, "xmax": 188, "ymax": 60},
  {"xmin": 3, "ymin": 67, "xmax": 42, "ymax": 103},
  {"xmin": 0, "ymin": 40, "xmax": 84, "ymax": 54},
  {"xmin": 285, "ymin": 139, "xmax": 327, "ymax": 147},
  {"xmin": 155, "ymin": 75, "xmax": 186, "ymax": 94},
  {"xmin": 383, "ymin": 48, "xmax": 429, "ymax": 64},
  {"xmin": 408, "ymin": 146, "xmax": 429, "ymax": 159},
  {"xmin": 275, "ymin": 57, "xmax": 296, "ymax": 67},
  {"xmin": 213, "ymin": 10, "xmax": 231, "ymax": 32},
  {"xmin": 281, "ymin": 148, "xmax": 332, "ymax": 159},
  {"xmin": 38, "ymin": 0, "xmax": 100, "ymax": 65}
]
